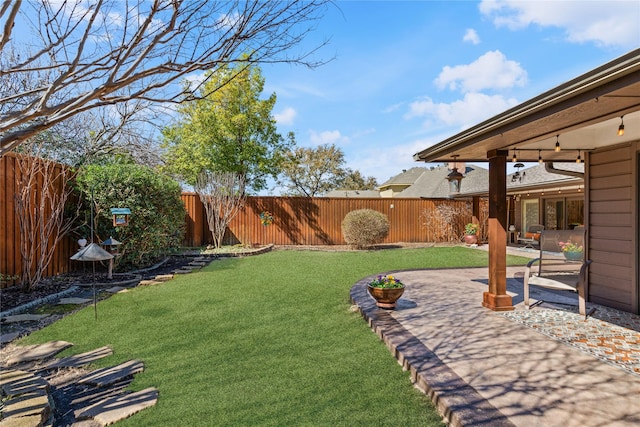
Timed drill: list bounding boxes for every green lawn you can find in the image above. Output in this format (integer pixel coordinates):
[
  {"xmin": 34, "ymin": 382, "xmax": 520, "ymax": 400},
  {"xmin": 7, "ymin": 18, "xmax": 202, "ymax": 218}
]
[{"xmin": 21, "ymin": 247, "xmax": 529, "ymax": 426}]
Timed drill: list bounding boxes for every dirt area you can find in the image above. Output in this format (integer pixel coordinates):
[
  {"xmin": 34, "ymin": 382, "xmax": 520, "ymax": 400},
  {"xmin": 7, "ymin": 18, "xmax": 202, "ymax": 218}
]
[{"xmin": 0, "ymin": 255, "xmax": 192, "ymax": 314}]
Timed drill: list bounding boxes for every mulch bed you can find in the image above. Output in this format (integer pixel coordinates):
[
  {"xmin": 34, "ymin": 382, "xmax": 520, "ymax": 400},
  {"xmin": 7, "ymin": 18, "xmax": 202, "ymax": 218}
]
[{"xmin": 1, "ymin": 256, "xmax": 193, "ymax": 314}]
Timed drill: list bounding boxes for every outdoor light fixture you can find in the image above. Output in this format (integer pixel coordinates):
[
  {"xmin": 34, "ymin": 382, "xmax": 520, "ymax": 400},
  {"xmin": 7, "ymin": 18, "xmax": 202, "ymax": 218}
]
[
  {"xmin": 446, "ymin": 155, "xmax": 464, "ymax": 194},
  {"xmin": 512, "ymin": 150, "xmax": 517, "ymax": 162},
  {"xmin": 555, "ymin": 135, "xmax": 561, "ymax": 152},
  {"xmin": 576, "ymin": 150, "xmax": 582, "ymax": 163},
  {"xmin": 538, "ymin": 150, "xmax": 543, "ymax": 163},
  {"xmin": 618, "ymin": 116, "xmax": 625, "ymax": 136}
]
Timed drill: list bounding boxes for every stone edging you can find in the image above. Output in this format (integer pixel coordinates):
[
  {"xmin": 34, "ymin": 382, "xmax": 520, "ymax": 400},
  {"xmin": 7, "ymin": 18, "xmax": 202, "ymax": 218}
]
[
  {"xmin": 0, "ymin": 286, "xmax": 80, "ymax": 318},
  {"xmin": 350, "ymin": 277, "xmax": 515, "ymax": 427},
  {"xmin": 215, "ymin": 243, "xmax": 274, "ymax": 257}
]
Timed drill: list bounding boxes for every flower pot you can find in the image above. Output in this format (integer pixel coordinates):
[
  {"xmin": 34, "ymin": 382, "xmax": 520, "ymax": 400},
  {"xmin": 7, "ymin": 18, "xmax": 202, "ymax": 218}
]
[
  {"xmin": 463, "ymin": 234, "xmax": 478, "ymax": 245},
  {"xmin": 563, "ymin": 251, "xmax": 583, "ymax": 261},
  {"xmin": 367, "ymin": 285, "xmax": 405, "ymax": 309}
]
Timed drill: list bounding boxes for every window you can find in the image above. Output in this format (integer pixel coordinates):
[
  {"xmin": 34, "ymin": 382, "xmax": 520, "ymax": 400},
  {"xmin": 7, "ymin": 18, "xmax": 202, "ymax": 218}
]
[
  {"xmin": 521, "ymin": 199, "xmax": 539, "ymax": 232},
  {"xmin": 544, "ymin": 198, "xmax": 564, "ymax": 230},
  {"xmin": 543, "ymin": 197, "xmax": 584, "ymax": 230}
]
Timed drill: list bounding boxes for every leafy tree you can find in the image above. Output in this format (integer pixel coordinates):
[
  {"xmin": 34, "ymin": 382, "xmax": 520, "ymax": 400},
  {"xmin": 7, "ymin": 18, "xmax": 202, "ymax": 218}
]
[
  {"xmin": 0, "ymin": 0, "xmax": 330, "ymax": 156},
  {"xmin": 76, "ymin": 163, "xmax": 186, "ymax": 269},
  {"xmin": 337, "ymin": 169, "xmax": 378, "ymax": 191},
  {"xmin": 279, "ymin": 144, "xmax": 378, "ymax": 196},
  {"xmin": 162, "ymin": 61, "xmax": 292, "ymax": 192}
]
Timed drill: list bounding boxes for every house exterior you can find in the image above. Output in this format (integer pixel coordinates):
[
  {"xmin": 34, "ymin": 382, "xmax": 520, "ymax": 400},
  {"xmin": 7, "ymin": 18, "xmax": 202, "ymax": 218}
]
[
  {"xmin": 459, "ymin": 162, "xmax": 585, "ymax": 236},
  {"xmin": 414, "ymin": 49, "xmax": 640, "ymax": 314}
]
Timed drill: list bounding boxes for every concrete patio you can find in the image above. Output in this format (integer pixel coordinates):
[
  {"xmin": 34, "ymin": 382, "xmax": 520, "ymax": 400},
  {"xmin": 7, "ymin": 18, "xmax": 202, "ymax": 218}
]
[{"xmin": 350, "ymin": 260, "xmax": 640, "ymax": 427}]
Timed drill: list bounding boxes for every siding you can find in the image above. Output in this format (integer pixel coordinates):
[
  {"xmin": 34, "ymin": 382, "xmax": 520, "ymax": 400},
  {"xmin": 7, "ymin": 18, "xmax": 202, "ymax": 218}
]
[{"xmin": 588, "ymin": 143, "xmax": 637, "ymax": 313}]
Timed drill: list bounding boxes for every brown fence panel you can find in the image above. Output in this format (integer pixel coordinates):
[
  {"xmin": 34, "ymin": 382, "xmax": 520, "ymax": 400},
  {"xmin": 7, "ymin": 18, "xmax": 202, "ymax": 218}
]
[
  {"xmin": 181, "ymin": 195, "xmax": 478, "ymax": 247},
  {"xmin": 1, "ymin": 153, "xmax": 77, "ymax": 288}
]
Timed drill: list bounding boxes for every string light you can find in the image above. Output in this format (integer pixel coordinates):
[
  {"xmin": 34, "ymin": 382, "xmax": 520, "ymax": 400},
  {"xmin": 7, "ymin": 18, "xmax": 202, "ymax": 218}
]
[
  {"xmin": 618, "ymin": 116, "xmax": 625, "ymax": 136},
  {"xmin": 576, "ymin": 150, "xmax": 582, "ymax": 163},
  {"xmin": 555, "ymin": 135, "xmax": 561, "ymax": 152},
  {"xmin": 538, "ymin": 150, "xmax": 543, "ymax": 163},
  {"xmin": 512, "ymin": 149, "xmax": 517, "ymax": 162}
]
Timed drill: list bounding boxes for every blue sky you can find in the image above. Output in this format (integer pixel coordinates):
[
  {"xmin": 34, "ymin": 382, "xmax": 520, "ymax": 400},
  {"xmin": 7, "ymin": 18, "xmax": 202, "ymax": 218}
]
[{"xmin": 262, "ymin": 0, "xmax": 640, "ymax": 192}]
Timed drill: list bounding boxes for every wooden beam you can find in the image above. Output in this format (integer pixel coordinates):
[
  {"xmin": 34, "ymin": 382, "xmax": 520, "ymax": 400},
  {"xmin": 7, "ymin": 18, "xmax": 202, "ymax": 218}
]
[{"xmin": 483, "ymin": 151, "xmax": 514, "ymax": 311}]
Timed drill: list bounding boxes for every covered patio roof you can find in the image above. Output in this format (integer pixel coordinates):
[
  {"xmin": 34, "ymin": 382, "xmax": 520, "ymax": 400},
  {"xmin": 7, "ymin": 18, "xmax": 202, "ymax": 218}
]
[{"xmin": 414, "ymin": 49, "xmax": 640, "ymax": 163}]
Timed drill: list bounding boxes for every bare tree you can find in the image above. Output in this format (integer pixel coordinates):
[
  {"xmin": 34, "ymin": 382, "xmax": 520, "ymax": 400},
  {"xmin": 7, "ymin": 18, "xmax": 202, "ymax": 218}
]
[
  {"xmin": 0, "ymin": 0, "xmax": 330, "ymax": 155},
  {"xmin": 421, "ymin": 202, "xmax": 470, "ymax": 243},
  {"xmin": 195, "ymin": 171, "xmax": 246, "ymax": 249},
  {"xmin": 14, "ymin": 142, "xmax": 80, "ymax": 291},
  {"xmin": 28, "ymin": 101, "xmax": 166, "ymax": 167}
]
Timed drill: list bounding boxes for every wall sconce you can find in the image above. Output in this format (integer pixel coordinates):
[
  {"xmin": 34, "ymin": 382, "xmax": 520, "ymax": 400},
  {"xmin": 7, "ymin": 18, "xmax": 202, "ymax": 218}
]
[
  {"xmin": 618, "ymin": 116, "xmax": 625, "ymax": 136},
  {"xmin": 555, "ymin": 135, "xmax": 561, "ymax": 152}
]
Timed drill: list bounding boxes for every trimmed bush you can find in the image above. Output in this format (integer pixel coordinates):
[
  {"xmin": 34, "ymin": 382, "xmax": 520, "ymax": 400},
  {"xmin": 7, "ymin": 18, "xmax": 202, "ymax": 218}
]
[{"xmin": 342, "ymin": 209, "xmax": 389, "ymax": 249}]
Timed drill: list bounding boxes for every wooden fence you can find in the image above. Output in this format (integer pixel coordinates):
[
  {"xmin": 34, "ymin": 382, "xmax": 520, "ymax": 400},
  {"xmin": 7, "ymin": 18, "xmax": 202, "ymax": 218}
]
[
  {"xmin": 1, "ymin": 153, "xmax": 76, "ymax": 288},
  {"xmin": 181, "ymin": 194, "xmax": 483, "ymax": 247},
  {"xmin": 1, "ymin": 152, "xmax": 484, "ymax": 289}
]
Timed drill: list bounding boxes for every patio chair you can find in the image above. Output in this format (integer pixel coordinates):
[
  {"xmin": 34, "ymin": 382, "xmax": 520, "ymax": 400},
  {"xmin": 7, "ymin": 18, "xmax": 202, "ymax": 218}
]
[
  {"xmin": 523, "ymin": 228, "xmax": 594, "ymax": 318},
  {"xmin": 517, "ymin": 224, "xmax": 544, "ymax": 248}
]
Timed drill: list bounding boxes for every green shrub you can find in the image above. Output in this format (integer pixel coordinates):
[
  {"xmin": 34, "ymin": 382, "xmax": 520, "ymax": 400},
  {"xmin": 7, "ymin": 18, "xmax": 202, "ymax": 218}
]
[
  {"xmin": 76, "ymin": 163, "xmax": 186, "ymax": 269},
  {"xmin": 341, "ymin": 209, "xmax": 389, "ymax": 249}
]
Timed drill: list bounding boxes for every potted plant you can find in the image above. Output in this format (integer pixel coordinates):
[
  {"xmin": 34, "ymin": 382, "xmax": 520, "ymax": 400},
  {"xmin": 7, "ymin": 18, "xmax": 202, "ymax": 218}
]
[
  {"xmin": 558, "ymin": 241, "xmax": 583, "ymax": 261},
  {"xmin": 463, "ymin": 223, "xmax": 480, "ymax": 245},
  {"xmin": 367, "ymin": 274, "xmax": 405, "ymax": 309}
]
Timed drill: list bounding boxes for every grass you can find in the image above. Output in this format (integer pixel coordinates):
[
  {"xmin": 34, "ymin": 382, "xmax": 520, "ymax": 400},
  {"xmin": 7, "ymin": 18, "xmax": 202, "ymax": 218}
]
[{"xmin": 20, "ymin": 247, "xmax": 529, "ymax": 426}]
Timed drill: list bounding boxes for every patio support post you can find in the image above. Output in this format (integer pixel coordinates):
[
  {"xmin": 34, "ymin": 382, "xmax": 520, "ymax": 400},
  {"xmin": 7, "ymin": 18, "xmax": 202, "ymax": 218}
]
[
  {"xmin": 483, "ymin": 150, "xmax": 514, "ymax": 311},
  {"xmin": 472, "ymin": 196, "xmax": 480, "ymax": 226}
]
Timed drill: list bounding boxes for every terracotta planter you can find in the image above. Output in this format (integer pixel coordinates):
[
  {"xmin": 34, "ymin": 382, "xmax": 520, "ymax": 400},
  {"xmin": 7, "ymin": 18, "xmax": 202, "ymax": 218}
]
[
  {"xmin": 563, "ymin": 251, "xmax": 583, "ymax": 261},
  {"xmin": 367, "ymin": 285, "xmax": 405, "ymax": 309},
  {"xmin": 463, "ymin": 234, "xmax": 478, "ymax": 245}
]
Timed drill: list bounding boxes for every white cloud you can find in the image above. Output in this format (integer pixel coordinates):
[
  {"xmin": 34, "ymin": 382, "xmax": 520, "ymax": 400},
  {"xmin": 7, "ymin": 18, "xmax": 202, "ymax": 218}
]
[
  {"xmin": 405, "ymin": 92, "xmax": 519, "ymax": 129},
  {"xmin": 183, "ymin": 72, "xmax": 207, "ymax": 91},
  {"xmin": 463, "ymin": 28, "xmax": 481, "ymax": 44},
  {"xmin": 274, "ymin": 107, "xmax": 297, "ymax": 126},
  {"xmin": 435, "ymin": 50, "xmax": 527, "ymax": 93},
  {"xmin": 308, "ymin": 130, "xmax": 350, "ymax": 146},
  {"xmin": 479, "ymin": 0, "xmax": 640, "ymax": 47}
]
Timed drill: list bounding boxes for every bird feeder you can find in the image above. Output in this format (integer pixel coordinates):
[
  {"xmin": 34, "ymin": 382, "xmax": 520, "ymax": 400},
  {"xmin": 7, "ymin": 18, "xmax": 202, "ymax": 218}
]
[
  {"xmin": 111, "ymin": 208, "xmax": 131, "ymax": 227},
  {"xmin": 100, "ymin": 237, "xmax": 122, "ymax": 280}
]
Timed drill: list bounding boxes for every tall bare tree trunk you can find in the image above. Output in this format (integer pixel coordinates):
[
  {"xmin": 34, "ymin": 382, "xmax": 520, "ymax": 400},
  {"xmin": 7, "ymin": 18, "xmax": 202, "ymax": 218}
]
[
  {"xmin": 195, "ymin": 172, "xmax": 246, "ymax": 248},
  {"xmin": 14, "ymin": 145, "xmax": 78, "ymax": 291}
]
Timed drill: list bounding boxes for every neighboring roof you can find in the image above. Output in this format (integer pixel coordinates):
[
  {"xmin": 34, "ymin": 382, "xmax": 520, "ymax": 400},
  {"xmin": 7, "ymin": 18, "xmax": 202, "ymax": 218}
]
[
  {"xmin": 382, "ymin": 164, "xmax": 490, "ymax": 198},
  {"xmin": 379, "ymin": 167, "xmax": 429, "ymax": 188},
  {"xmin": 323, "ymin": 189, "xmax": 381, "ymax": 198},
  {"xmin": 413, "ymin": 49, "xmax": 640, "ymax": 163},
  {"xmin": 507, "ymin": 162, "xmax": 583, "ymax": 191},
  {"xmin": 455, "ymin": 162, "xmax": 584, "ymax": 197}
]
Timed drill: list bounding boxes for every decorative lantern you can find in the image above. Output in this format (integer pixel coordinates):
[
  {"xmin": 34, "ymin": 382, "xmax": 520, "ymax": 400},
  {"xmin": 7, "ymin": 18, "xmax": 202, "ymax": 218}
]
[
  {"xmin": 447, "ymin": 167, "xmax": 464, "ymax": 194},
  {"xmin": 110, "ymin": 208, "xmax": 131, "ymax": 227}
]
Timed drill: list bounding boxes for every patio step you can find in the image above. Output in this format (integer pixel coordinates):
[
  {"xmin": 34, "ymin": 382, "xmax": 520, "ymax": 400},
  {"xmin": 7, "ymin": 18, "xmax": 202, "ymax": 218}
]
[
  {"xmin": 75, "ymin": 387, "xmax": 158, "ymax": 425},
  {"xmin": 78, "ymin": 360, "xmax": 144, "ymax": 387},
  {"xmin": 4, "ymin": 341, "xmax": 73, "ymax": 367},
  {"xmin": 0, "ymin": 369, "xmax": 52, "ymax": 426}
]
